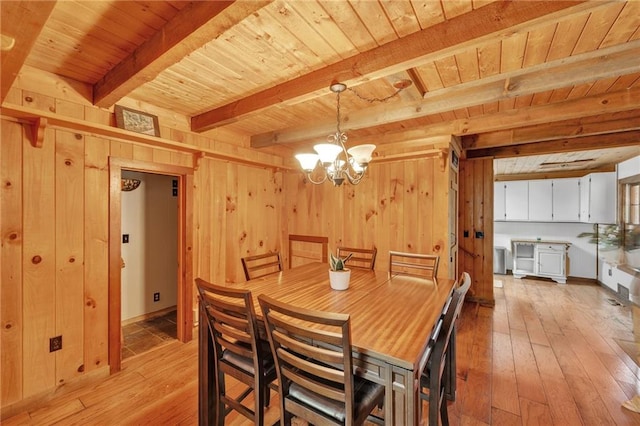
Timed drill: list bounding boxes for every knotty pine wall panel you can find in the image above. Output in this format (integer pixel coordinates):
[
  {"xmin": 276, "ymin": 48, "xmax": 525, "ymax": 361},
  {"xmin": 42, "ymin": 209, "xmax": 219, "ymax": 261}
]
[
  {"xmin": 193, "ymin": 158, "xmax": 284, "ymax": 285},
  {"xmin": 22, "ymin": 126, "xmax": 56, "ymax": 397},
  {"xmin": 1, "ymin": 121, "xmax": 24, "ymax": 405},
  {"xmin": 284, "ymin": 155, "xmax": 455, "ymax": 278},
  {"xmin": 458, "ymin": 158, "xmax": 494, "ymax": 304},
  {"xmin": 54, "ymin": 130, "xmax": 86, "ymax": 383},
  {"xmin": 83, "ymin": 135, "xmax": 110, "ymax": 375}
]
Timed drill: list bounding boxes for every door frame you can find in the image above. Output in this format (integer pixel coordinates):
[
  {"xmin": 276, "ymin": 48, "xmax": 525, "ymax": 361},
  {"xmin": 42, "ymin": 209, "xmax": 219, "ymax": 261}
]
[{"xmin": 108, "ymin": 157, "xmax": 194, "ymax": 373}]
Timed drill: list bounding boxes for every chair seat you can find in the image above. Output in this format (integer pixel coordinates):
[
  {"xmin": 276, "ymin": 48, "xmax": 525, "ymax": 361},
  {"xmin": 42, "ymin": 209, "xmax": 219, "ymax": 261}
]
[
  {"xmin": 222, "ymin": 349, "xmax": 276, "ymax": 377},
  {"xmin": 288, "ymin": 376, "xmax": 384, "ymax": 423}
]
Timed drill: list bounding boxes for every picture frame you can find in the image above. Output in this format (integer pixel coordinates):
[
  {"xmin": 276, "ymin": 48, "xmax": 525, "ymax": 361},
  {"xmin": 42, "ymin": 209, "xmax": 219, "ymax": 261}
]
[{"xmin": 114, "ymin": 105, "xmax": 160, "ymax": 137}]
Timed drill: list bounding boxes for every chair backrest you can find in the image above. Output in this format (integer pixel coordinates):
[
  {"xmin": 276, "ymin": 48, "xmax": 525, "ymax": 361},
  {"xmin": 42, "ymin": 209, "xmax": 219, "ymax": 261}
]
[
  {"xmin": 288, "ymin": 234, "xmax": 328, "ymax": 268},
  {"xmin": 195, "ymin": 278, "xmax": 263, "ymax": 381},
  {"xmin": 195, "ymin": 278, "xmax": 276, "ymax": 425},
  {"xmin": 241, "ymin": 251, "xmax": 282, "ymax": 281},
  {"xmin": 454, "ymin": 271, "xmax": 472, "ymax": 315},
  {"xmin": 337, "ymin": 246, "xmax": 377, "ymax": 270},
  {"xmin": 437, "ymin": 272, "xmax": 470, "ymax": 355},
  {"xmin": 389, "ymin": 250, "xmax": 440, "ymax": 278},
  {"xmin": 258, "ymin": 294, "xmax": 357, "ymax": 424}
]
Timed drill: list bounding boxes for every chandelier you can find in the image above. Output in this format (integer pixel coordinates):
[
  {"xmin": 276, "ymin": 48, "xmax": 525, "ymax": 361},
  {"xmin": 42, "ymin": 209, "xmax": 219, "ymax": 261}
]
[{"xmin": 295, "ymin": 82, "xmax": 376, "ymax": 186}]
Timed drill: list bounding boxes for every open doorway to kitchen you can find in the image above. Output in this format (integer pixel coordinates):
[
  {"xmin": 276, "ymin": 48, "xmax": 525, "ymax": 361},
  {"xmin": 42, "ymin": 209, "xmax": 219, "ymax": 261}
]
[{"xmin": 109, "ymin": 158, "xmax": 194, "ymax": 373}]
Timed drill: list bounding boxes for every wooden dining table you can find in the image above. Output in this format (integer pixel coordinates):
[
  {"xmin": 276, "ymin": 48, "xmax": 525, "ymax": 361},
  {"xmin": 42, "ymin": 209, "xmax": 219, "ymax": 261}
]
[{"xmin": 198, "ymin": 262, "xmax": 456, "ymax": 425}]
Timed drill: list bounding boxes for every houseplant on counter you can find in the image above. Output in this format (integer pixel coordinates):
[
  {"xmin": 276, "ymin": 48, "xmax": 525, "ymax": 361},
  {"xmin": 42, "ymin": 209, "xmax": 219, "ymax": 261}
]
[
  {"xmin": 329, "ymin": 251, "xmax": 353, "ymax": 290},
  {"xmin": 577, "ymin": 223, "xmax": 640, "ymax": 266}
]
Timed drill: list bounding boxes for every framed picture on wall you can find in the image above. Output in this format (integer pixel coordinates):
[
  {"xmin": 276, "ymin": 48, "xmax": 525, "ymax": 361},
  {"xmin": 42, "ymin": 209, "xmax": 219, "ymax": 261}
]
[{"xmin": 114, "ymin": 105, "xmax": 160, "ymax": 137}]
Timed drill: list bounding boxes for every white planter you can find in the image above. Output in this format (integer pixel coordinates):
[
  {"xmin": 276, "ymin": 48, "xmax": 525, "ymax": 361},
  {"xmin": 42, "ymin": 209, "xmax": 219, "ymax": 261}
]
[{"xmin": 329, "ymin": 269, "xmax": 351, "ymax": 290}]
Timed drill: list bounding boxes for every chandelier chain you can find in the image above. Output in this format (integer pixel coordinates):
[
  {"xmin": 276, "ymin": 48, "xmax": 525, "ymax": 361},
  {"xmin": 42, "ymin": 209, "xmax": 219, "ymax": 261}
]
[
  {"xmin": 336, "ymin": 90, "xmax": 342, "ymax": 134},
  {"xmin": 346, "ymin": 86, "xmax": 406, "ymax": 104}
]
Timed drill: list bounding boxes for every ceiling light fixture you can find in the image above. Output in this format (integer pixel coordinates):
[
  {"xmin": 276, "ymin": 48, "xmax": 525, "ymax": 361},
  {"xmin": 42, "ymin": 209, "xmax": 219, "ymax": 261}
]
[
  {"xmin": 539, "ymin": 158, "xmax": 595, "ymax": 169},
  {"xmin": 295, "ymin": 80, "xmax": 410, "ymax": 186},
  {"xmin": 121, "ymin": 178, "xmax": 141, "ymax": 191}
]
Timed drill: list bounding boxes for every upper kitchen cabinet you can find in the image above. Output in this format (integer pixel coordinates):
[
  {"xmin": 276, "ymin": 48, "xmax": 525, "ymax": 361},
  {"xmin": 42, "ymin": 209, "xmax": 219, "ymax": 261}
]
[
  {"xmin": 495, "ymin": 181, "xmax": 528, "ymax": 221},
  {"xmin": 497, "ymin": 178, "xmax": 581, "ymax": 222},
  {"xmin": 580, "ymin": 172, "xmax": 617, "ymax": 224},
  {"xmin": 528, "ymin": 180, "xmax": 553, "ymax": 222},
  {"xmin": 552, "ymin": 178, "xmax": 581, "ymax": 222}
]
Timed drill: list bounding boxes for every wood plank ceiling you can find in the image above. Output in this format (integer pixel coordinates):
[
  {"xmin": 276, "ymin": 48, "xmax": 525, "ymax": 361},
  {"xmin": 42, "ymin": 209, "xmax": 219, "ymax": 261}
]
[{"xmin": 1, "ymin": 0, "xmax": 639, "ymax": 179}]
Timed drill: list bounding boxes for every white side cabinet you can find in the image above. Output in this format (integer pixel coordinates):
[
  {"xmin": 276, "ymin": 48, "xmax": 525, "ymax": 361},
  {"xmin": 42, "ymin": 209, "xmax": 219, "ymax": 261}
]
[{"xmin": 512, "ymin": 240, "xmax": 571, "ymax": 284}]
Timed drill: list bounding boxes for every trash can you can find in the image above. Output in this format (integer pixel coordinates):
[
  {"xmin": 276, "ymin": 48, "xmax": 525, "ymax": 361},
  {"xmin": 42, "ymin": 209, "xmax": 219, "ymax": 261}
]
[{"xmin": 494, "ymin": 246, "xmax": 507, "ymax": 274}]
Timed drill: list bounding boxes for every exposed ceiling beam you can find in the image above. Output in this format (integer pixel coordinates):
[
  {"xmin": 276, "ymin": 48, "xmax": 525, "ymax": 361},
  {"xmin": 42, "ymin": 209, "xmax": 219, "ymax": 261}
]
[
  {"xmin": 464, "ymin": 109, "xmax": 640, "ymax": 149},
  {"xmin": 251, "ymin": 40, "xmax": 640, "ymax": 147},
  {"xmin": 0, "ymin": 1, "xmax": 56, "ymax": 103},
  {"xmin": 93, "ymin": 1, "xmax": 271, "ymax": 108},
  {"xmin": 466, "ymin": 129, "xmax": 640, "ymax": 159},
  {"xmin": 193, "ymin": 0, "xmax": 593, "ymax": 132},
  {"xmin": 258, "ymin": 83, "xmax": 640, "ymax": 148}
]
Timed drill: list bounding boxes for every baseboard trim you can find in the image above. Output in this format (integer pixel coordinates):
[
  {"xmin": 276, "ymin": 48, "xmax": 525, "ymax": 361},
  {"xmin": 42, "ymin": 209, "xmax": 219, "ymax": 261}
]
[{"xmin": 122, "ymin": 305, "xmax": 177, "ymax": 326}]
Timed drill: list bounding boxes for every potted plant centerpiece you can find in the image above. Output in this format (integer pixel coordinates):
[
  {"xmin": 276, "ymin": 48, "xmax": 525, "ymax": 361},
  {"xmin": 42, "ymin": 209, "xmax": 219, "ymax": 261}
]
[{"xmin": 329, "ymin": 251, "xmax": 353, "ymax": 290}]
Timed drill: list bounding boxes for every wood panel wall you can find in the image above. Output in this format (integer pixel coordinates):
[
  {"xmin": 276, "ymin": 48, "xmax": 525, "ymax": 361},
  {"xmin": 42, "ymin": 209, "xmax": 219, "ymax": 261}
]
[
  {"xmin": 193, "ymin": 159, "xmax": 285, "ymax": 285},
  {"xmin": 0, "ymin": 73, "xmax": 285, "ymax": 411},
  {"xmin": 283, "ymin": 153, "xmax": 457, "ymax": 280},
  {"xmin": 458, "ymin": 157, "xmax": 495, "ymax": 305},
  {"xmin": 1, "ymin": 68, "xmax": 460, "ymax": 413}
]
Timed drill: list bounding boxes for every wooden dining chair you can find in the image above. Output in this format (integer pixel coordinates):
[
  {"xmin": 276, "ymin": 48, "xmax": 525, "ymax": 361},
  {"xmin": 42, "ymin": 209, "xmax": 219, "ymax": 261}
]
[
  {"xmin": 241, "ymin": 251, "xmax": 282, "ymax": 281},
  {"xmin": 258, "ymin": 294, "xmax": 385, "ymax": 426},
  {"xmin": 389, "ymin": 250, "xmax": 440, "ymax": 278},
  {"xmin": 337, "ymin": 246, "xmax": 377, "ymax": 270},
  {"xmin": 195, "ymin": 278, "xmax": 277, "ymax": 426},
  {"xmin": 444, "ymin": 271, "xmax": 472, "ymax": 400},
  {"xmin": 288, "ymin": 234, "xmax": 328, "ymax": 268},
  {"xmin": 419, "ymin": 271, "xmax": 471, "ymax": 426}
]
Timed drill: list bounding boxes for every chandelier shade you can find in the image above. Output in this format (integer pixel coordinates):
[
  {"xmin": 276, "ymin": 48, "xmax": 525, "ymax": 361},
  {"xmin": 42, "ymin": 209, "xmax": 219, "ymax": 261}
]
[
  {"xmin": 314, "ymin": 143, "xmax": 343, "ymax": 164},
  {"xmin": 295, "ymin": 153, "xmax": 320, "ymax": 172},
  {"xmin": 347, "ymin": 144, "xmax": 376, "ymax": 165}
]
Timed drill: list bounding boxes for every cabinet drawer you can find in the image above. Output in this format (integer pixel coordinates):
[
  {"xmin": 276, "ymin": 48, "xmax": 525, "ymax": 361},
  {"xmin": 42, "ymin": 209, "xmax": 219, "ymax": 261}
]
[{"xmin": 537, "ymin": 244, "xmax": 565, "ymax": 252}]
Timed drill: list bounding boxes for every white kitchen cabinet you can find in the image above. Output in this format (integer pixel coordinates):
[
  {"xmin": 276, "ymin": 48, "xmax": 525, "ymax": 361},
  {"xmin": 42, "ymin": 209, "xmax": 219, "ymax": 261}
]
[
  {"xmin": 512, "ymin": 240, "xmax": 571, "ymax": 284},
  {"xmin": 496, "ymin": 178, "xmax": 582, "ymax": 223},
  {"xmin": 580, "ymin": 172, "xmax": 617, "ymax": 224},
  {"xmin": 504, "ymin": 181, "xmax": 528, "ymax": 221},
  {"xmin": 494, "ymin": 182, "xmax": 506, "ymax": 221},
  {"xmin": 495, "ymin": 181, "xmax": 529, "ymax": 221},
  {"xmin": 528, "ymin": 180, "xmax": 553, "ymax": 221},
  {"xmin": 552, "ymin": 178, "xmax": 580, "ymax": 222}
]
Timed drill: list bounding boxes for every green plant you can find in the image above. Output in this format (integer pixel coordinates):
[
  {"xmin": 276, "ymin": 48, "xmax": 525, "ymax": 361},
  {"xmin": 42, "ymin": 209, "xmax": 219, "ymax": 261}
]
[
  {"xmin": 577, "ymin": 224, "xmax": 624, "ymax": 251},
  {"xmin": 578, "ymin": 223, "xmax": 639, "ymax": 252},
  {"xmin": 330, "ymin": 252, "xmax": 353, "ymax": 271}
]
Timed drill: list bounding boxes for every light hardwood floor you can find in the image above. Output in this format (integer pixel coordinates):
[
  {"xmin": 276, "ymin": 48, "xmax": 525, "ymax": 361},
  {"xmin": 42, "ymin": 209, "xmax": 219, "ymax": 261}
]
[{"xmin": 4, "ymin": 274, "xmax": 640, "ymax": 425}]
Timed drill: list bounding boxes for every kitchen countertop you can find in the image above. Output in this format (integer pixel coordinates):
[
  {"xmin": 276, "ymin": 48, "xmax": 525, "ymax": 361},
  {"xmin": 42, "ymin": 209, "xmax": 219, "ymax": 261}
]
[{"xmin": 511, "ymin": 239, "xmax": 572, "ymax": 245}]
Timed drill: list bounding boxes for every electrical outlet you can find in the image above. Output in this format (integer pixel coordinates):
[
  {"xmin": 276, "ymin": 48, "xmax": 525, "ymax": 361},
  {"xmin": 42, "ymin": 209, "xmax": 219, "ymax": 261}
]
[
  {"xmin": 50, "ymin": 336, "xmax": 62, "ymax": 352},
  {"xmin": 153, "ymin": 292, "xmax": 160, "ymax": 302}
]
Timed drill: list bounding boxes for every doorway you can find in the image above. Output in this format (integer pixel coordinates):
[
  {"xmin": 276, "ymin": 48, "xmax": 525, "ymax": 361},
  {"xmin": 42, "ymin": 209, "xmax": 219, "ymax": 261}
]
[
  {"xmin": 109, "ymin": 158, "xmax": 194, "ymax": 373},
  {"xmin": 120, "ymin": 171, "xmax": 178, "ymax": 359}
]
